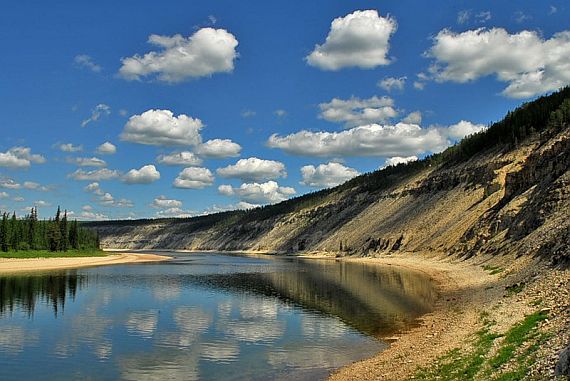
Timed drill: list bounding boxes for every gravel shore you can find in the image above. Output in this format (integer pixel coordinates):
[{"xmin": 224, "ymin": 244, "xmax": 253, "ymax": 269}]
[{"xmin": 327, "ymin": 253, "xmax": 569, "ymax": 380}]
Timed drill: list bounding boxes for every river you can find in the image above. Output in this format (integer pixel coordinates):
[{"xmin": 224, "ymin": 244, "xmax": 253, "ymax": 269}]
[{"xmin": 0, "ymin": 252, "xmax": 437, "ymax": 380}]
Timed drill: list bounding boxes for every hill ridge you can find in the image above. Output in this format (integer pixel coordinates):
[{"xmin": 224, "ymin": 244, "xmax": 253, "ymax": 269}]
[{"xmin": 89, "ymin": 88, "xmax": 570, "ymax": 265}]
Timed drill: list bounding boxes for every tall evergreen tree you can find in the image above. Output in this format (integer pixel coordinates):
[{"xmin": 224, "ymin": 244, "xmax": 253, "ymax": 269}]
[
  {"xmin": 0, "ymin": 213, "xmax": 8, "ymax": 252},
  {"xmin": 28, "ymin": 207, "xmax": 36, "ymax": 250},
  {"xmin": 47, "ymin": 218, "xmax": 61, "ymax": 252},
  {"xmin": 60, "ymin": 210, "xmax": 68, "ymax": 252},
  {"xmin": 54, "ymin": 206, "xmax": 61, "ymax": 251},
  {"xmin": 69, "ymin": 220, "xmax": 79, "ymax": 250},
  {"xmin": 10, "ymin": 212, "xmax": 19, "ymax": 251}
]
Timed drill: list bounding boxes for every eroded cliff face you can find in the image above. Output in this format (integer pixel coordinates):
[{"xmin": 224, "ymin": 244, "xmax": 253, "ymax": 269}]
[{"xmin": 92, "ymin": 123, "xmax": 570, "ymax": 265}]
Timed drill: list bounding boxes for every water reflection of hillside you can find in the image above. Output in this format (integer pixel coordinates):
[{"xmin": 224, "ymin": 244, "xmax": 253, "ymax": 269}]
[
  {"xmin": 0, "ymin": 272, "xmax": 85, "ymax": 317},
  {"xmin": 0, "ymin": 257, "xmax": 436, "ymax": 337},
  {"xmin": 187, "ymin": 258, "xmax": 437, "ymax": 337}
]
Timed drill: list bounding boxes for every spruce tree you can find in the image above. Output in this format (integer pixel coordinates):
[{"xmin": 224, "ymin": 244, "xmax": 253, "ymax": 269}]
[
  {"xmin": 47, "ymin": 218, "xmax": 61, "ymax": 252},
  {"xmin": 0, "ymin": 213, "xmax": 8, "ymax": 252},
  {"xmin": 28, "ymin": 207, "xmax": 36, "ymax": 250},
  {"xmin": 69, "ymin": 220, "xmax": 79, "ymax": 250},
  {"xmin": 60, "ymin": 210, "xmax": 68, "ymax": 252},
  {"xmin": 10, "ymin": 212, "xmax": 18, "ymax": 251},
  {"xmin": 54, "ymin": 206, "xmax": 61, "ymax": 251}
]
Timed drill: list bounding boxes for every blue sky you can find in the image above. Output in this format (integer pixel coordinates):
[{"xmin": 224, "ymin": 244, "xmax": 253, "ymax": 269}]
[{"xmin": 0, "ymin": 0, "xmax": 568, "ymax": 220}]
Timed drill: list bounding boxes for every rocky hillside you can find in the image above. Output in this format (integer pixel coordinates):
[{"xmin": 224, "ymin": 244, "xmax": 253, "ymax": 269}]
[{"xmin": 87, "ymin": 88, "xmax": 570, "ymax": 266}]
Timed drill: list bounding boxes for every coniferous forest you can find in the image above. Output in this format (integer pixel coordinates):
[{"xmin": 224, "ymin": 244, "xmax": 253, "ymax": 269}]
[{"xmin": 0, "ymin": 206, "xmax": 99, "ymax": 253}]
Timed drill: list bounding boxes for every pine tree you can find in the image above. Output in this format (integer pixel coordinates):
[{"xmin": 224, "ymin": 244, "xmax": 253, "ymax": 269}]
[
  {"xmin": 69, "ymin": 220, "xmax": 79, "ymax": 250},
  {"xmin": 0, "ymin": 213, "xmax": 8, "ymax": 252},
  {"xmin": 10, "ymin": 212, "xmax": 18, "ymax": 251},
  {"xmin": 60, "ymin": 210, "xmax": 68, "ymax": 252},
  {"xmin": 54, "ymin": 206, "xmax": 61, "ymax": 251},
  {"xmin": 28, "ymin": 207, "xmax": 36, "ymax": 250},
  {"xmin": 47, "ymin": 218, "xmax": 61, "ymax": 252}
]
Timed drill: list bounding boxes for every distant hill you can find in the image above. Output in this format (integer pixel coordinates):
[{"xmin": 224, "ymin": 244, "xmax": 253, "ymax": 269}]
[{"xmin": 87, "ymin": 87, "xmax": 570, "ymax": 266}]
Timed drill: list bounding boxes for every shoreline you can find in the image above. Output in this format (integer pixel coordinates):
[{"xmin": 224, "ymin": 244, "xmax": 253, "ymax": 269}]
[
  {"xmin": 0, "ymin": 252, "xmax": 171, "ymax": 273},
  {"xmin": 326, "ymin": 253, "xmax": 568, "ymax": 380},
  {"xmin": 128, "ymin": 249, "xmax": 565, "ymax": 379},
  {"xmin": 327, "ymin": 253, "xmax": 493, "ymax": 380},
  {"xmin": 7, "ymin": 248, "xmax": 565, "ymax": 378}
]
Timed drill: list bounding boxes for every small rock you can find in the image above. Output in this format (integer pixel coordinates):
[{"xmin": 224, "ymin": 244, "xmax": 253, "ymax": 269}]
[{"xmin": 555, "ymin": 345, "xmax": 570, "ymax": 376}]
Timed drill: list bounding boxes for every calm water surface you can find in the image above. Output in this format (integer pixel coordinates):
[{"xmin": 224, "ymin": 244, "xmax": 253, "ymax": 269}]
[{"xmin": 0, "ymin": 252, "xmax": 437, "ymax": 380}]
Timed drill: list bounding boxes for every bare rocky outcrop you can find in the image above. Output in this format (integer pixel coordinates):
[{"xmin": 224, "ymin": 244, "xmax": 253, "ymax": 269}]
[{"xmin": 92, "ymin": 125, "xmax": 570, "ymax": 267}]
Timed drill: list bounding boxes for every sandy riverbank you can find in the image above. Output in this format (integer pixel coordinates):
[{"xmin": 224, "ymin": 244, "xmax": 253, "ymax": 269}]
[
  {"xmin": 0, "ymin": 253, "xmax": 171, "ymax": 273},
  {"xmin": 326, "ymin": 253, "xmax": 569, "ymax": 380}
]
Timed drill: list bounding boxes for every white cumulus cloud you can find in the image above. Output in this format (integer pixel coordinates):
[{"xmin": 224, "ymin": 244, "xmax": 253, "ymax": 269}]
[
  {"xmin": 22, "ymin": 181, "xmax": 50, "ymax": 191},
  {"xmin": 123, "ymin": 165, "xmax": 160, "ymax": 184},
  {"xmin": 84, "ymin": 182, "xmax": 104, "ymax": 195},
  {"xmin": 96, "ymin": 142, "xmax": 117, "ymax": 155},
  {"xmin": 155, "ymin": 207, "xmax": 195, "ymax": 218},
  {"xmin": 74, "ymin": 54, "xmax": 102, "ymax": 72},
  {"xmin": 318, "ymin": 95, "xmax": 397, "ymax": 127},
  {"xmin": 426, "ymin": 27, "xmax": 570, "ymax": 98},
  {"xmin": 0, "ymin": 147, "xmax": 46, "ymax": 169},
  {"xmin": 78, "ymin": 211, "xmax": 108, "ymax": 221},
  {"xmin": 268, "ymin": 118, "xmax": 486, "ymax": 158},
  {"xmin": 55, "ymin": 143, "xmax": 83, "ymax": 152},
  {"xmin": 119, "ymin": 28, "xmax": 239, "ymax": 83},
  {"xmin": 121, "ymin": 109, "xmax": 203, "ymax": 147},
  {"xmin": 306, "ymin": 10, "xmax": 397, "ymax": 70},
  {"xmin": 196, "ymin": 139, "xmax": 242, "ymax": 158},
  {"xmin": 378, "ymin": 76, "xmax": 406, "ymax": 92},
  {"xmin": 151, "ymin": 195, "xmax": 182, "ymax": 209},
  {"xmin": 98, "ymin": 192, "xmax": 133, "ymax": 208},
  {"xmin": 402, "ymin": 111, "xmax": 422, "ymax": 124},
  {"xmin": 156, "ymin": 151, "xmax": 202, "ymax": 166},
  {"xmin": 383, "ymin": 156, "xmax": 418, "ymax": 168},
  {"xmin": 300, "ymin": 162, "xmax": 359, "ymax": 188},
  {"xmin": 447, "ymin": 120, "xmax": 486, "ymax": 140},
  {"xmin": 218, "ymin": 181, "xmax": 296, "ymax": 204},
  {"xmin": 217, "ymin": 157, "xmax": 286, "ymax": 181},
  {"xmin": 268, "ymin": 123, "xmax": 447, "ymax": 157},
  {"xmin": 69, "ymin": 168, "xmax": 121, "ymax": 181},
  {"xmin": 413, "ymin": 81, "xmax": 426, "ymax": 90},
  {"xmin": 173, "ymin": 167, "xmax": 214, "ymax": 189},
  {"xmin": 0, "ymin": 178, "xmax": 22, "ymax": 189},
  {"xmin": 66, "ymin": 157, "xmax": 107, "ymax": 167}
]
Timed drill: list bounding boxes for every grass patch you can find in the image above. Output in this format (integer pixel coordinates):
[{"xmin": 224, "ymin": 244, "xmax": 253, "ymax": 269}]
[
  {"xmin": 505, "ymin": 282, "xmax": 526, "ymax": 296},
  {"xmin": 414, "ymin": 328, "xmax": 502, "ymax": 381},
  {"xmin": 483, "ymin": 264, "xmax": 504, "ymax": 275},
  {"xmin": 413, "ymin": 310, "xmax": 550, "ymax": 381},
  {"xmin": 487, "ymin": 311, "xmax": 547, "ymax": 371},
  {"xmin": 0, "ymin": 249, "xmax": 106, "ymax": 259}
]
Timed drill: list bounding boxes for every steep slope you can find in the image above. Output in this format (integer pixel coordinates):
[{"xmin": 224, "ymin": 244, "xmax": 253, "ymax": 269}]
[{"xmin": 88, "ymin": 88, "xmax": 570, "ymax": 265}]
